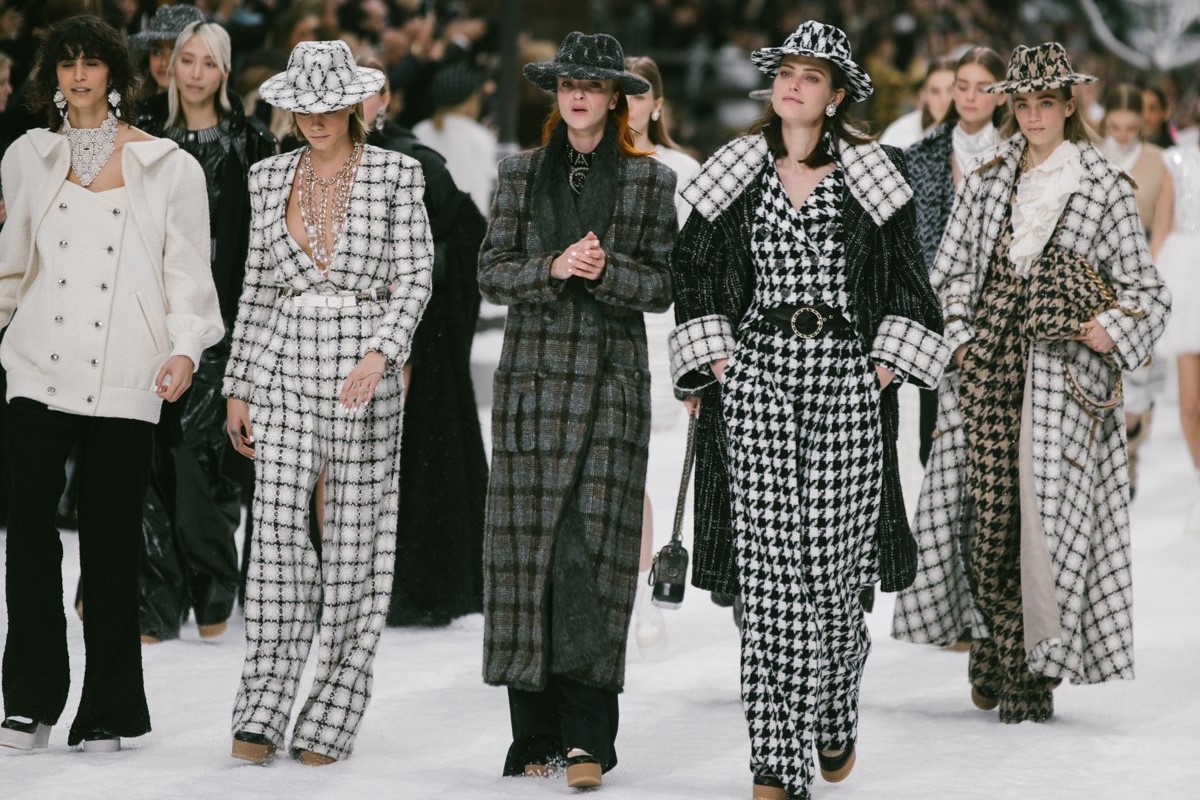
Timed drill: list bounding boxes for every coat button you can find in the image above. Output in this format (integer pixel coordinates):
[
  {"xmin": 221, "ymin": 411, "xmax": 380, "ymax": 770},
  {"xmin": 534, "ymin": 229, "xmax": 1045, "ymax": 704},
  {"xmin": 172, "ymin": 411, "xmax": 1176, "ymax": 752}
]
[
  {"xmin": 50, "ymin": 353, "xmax": 60, "ymax": 362},
  {"xmin": 86, "ymin": 395, "xmax": 95, "ymax": 404},
  {"xmin": 112, "ymin": 208, "xmax": 121, "ymax": 217},
  {"xmin": 100, "ymin": 283, "xmax": 109, "ymax": 291},
  {"xmin": 93, "ymin": 321, "xmax": 103, "ymax": 329},
  {"xmin": 57, "ymin": 278, "xmax": 67, "ymax": 286},
  {"xmin": 59, "ymin": 240, "xmax": 67, "ymax": 248},
  {"xmin": 54, "ymin": 315, "xmax": 64, "ymax": 324},
  {"xmin": 46, "ymin": 386, "xmax": 56, "ymax": 395},
  {"xmin": 58, "ymin": 202, "xmax": 68, "ymax": 211},
  {"xmin": 90, "ymin": 358, "xmax": 99, "ymax": 367},
  {"xmin": 105, "ymin": 246, "xmax": 114, "ymax": 255}
]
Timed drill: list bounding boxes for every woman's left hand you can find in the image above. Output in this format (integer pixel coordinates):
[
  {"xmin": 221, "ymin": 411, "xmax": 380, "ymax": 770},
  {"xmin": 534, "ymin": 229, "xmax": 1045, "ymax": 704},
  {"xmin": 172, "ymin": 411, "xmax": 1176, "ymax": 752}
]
[
  {"xmin": 1074, "ymin": 319, "xmax": 1116, "ymax": 354},
  {"xmin": 155, "ymin": 355, "xmax": 195, "ymax": 402},
  {"xmin": 875, "ymin": 364, "xmax": 895, "ymax": 389},
  {"xmin": 339, "ymin": 350, "xmax": 388, "ymax": 409},
  {"xmin": 567, "ymin": 230, "xmax": 606, "ymax": 281}
]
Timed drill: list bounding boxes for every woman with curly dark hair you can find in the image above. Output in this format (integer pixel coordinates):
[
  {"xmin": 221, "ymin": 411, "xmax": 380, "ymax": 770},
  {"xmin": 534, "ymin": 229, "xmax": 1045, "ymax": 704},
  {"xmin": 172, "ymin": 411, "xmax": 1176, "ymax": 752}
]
[{"xmin": 0, "ymin": 14, "xmax": 221, "ymax": 753}]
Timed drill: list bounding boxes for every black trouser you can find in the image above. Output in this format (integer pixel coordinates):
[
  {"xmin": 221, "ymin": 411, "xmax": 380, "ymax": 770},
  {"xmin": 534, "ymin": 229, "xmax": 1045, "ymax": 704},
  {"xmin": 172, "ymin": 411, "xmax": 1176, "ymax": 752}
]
[
  {"xmin": 505, "ymin": 675, "xmax": 619, "ymax": 775},
  {"xmin": 918, "ymin": 386, "xmax": 939, "ymax": 467},
  {"xmin": 139, "ymin": 346, "xmax": 241, "ymax": 638},
  {"xmin": 2, "ymin": 399, "xmax": 153, "ymax": 745}
]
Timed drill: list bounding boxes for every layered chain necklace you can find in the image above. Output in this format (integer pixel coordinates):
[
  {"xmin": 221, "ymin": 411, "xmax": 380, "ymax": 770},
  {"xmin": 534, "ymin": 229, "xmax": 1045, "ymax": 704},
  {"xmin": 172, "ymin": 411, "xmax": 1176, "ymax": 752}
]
[
  {"xmin": 298, "ymin": 143, "xmax": 362, "ymax": 270},
  {"xmin": 62, "ymin": 111, "xmax": 119, "ymax": 187}
]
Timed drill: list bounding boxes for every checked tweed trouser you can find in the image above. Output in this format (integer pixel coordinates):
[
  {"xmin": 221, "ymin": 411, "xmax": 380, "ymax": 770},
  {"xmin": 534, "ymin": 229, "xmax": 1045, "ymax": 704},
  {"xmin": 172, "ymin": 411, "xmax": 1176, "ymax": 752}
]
[{"xmin": 232, "ymin": 313, "xmax": 404, "ymax": 760}]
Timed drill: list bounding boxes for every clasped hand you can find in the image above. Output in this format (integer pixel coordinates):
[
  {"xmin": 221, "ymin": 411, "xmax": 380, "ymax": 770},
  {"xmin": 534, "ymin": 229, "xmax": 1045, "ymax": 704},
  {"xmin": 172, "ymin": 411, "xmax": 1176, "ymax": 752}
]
[{"xmin": 550, "ymin": 231, "xmax": 606, "ymax": 281}]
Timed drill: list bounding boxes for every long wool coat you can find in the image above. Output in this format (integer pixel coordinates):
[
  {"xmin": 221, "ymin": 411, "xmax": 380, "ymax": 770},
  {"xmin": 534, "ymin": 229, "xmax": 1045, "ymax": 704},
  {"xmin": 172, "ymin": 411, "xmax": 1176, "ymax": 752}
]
[
  {"xmin": 667, "ymin": 134, "xmax": 949, "ymax": 596},
  {"xmin": 905, "ymin": 122, "xmax": 955, "ymax": 272},
  {"xmin": 892, "ymin": 136, "xmax": 1170, "ymax": 684},
  {"xmin": 479, "ymin": 144, "xmax": 676, "ymax": 692}
]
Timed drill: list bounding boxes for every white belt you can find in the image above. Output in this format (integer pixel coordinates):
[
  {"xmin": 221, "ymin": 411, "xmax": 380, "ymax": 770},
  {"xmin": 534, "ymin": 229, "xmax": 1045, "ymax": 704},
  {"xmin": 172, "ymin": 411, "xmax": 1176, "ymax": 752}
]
[{"xmin": 290, "ymin": 293, "xmax": 362, "ymax": 309}]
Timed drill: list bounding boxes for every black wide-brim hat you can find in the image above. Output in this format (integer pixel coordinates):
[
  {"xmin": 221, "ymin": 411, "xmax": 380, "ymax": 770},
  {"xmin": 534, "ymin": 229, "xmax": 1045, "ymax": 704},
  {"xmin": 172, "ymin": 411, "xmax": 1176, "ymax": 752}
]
[
  {"xmin": 984, "ymin": 42, "xmax": 1098, "ymax": 94},
  {"xmin": 750, "ymin": 20, "xmax": 873, "ymax": 103},
  {"xmin": 523, "ymin": 32, "xmax": 650, "ymax": 95}
]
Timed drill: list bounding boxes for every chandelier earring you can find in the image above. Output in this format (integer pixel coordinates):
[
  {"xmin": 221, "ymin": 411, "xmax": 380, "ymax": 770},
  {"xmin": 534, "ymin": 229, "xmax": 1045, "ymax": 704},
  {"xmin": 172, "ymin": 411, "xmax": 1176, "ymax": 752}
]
[
  {"xmin": 374, "ymin": 106, "xmax": 386, "ymax": 132},
  {"xmin": 53, "ymin": 88, "xmax": 67, "ymax": 115},
  {"xmin": 825, "ymin": 102, "xmax": 837, "ymax": 118},
  {"xmin": 651, "ymin": 109, "xmax": 661, "ymax": 122},
  {"xmin": 108, "ymin": 88, "xmax": 122, "ymax": 117}
]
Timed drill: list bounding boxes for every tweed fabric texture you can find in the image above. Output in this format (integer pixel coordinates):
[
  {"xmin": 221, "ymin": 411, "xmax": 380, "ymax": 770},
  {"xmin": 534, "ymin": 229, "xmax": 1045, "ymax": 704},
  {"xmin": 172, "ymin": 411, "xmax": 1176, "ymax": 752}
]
[
  {"xmin": 750, "ymin": 20, "xmax": 873, "ymax": 103},
  {"xmin": 985, "ymin": 42, "xmax": 1097, "ymax": 95},
  {"xmin": 894, "ymin": 135, "xmax": 1169, "ymax": 685},
  {"xmin": 478, "ymin": 146, "xmax": 676, "ymax": 692},
  {"xmin": 224, "ymin": 145, "xmax": 432, "ymax": 757},
  {"xmin": 258, "ymin": 41, "xmax": 385, "ymax": 113},
  {"xmin": 905, "ymin": 122, "xmax": 955, "ymax": 272},
  {"xmin": 726, "ymin": 167, "xmax": 880, "ymax": 797},
  {"xmin": 130, "ymin": 4, "xmax": 204, "ymax": 46},
  {"xmin": 670, "ymin": 135, "xmax": 945, "ymax": 595},
  {"xmin": 523, "ymin": 31, "xmax": 650, "ymax": 95}
]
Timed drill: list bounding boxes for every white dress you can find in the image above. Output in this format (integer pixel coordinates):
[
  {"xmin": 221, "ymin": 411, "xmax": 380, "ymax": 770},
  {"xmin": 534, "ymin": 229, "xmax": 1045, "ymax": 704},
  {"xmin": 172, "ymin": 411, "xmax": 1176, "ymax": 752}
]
[{"xmin": 1159, "ymin": 143, "xmax": 1200, "ymax": 354}]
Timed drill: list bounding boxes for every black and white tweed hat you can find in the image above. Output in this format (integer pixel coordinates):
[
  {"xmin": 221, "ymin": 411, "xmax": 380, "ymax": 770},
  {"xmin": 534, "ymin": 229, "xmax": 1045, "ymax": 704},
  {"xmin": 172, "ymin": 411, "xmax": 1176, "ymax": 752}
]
[
  {"xmin": 750, "ymin": 21, "xmax": 873, "ymax": 103},
  {"xmin": 523, "ymin": 32, "xmax": 650, "ymax": 95},
  {"xmin": 984, "ymin": 43, "xmax": 1097, "ymax": 94},
  {"xmin": 258, "ymin": 41, "xmax": 385, "ymax": 113},
  {"xmin": 129, "ymin": 4, "xmax": 206, "ymax": 47}
]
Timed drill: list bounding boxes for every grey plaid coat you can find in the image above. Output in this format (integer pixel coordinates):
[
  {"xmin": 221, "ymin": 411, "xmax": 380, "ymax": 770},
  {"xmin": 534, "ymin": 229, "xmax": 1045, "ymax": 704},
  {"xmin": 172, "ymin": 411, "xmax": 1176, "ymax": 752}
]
[
  {"xmin": 892, "ymin": 136, "xmax": 1171, "ymax": 684},
  {"xmin": 479, "ymin": 146, "xmax": 676, "ymax": 692}
]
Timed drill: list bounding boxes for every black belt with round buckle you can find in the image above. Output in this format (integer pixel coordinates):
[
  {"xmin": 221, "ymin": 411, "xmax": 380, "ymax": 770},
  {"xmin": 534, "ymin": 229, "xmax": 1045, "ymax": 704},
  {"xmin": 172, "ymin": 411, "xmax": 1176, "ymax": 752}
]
[{"xmin": 758, "ymin": 303, "xmax": 855, "ymax": 339}]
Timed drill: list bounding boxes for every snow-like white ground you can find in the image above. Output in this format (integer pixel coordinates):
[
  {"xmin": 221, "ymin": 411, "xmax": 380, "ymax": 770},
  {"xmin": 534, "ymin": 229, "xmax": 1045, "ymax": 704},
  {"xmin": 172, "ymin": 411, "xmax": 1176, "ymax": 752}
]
[{"xmin": 2, "ymin": 326, "xmax": 1198, "ymax": 800}]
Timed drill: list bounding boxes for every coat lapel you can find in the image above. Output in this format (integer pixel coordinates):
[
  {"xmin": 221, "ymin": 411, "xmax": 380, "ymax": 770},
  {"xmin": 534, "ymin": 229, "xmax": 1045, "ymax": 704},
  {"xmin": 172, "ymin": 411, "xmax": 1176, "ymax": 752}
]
[{"xmin": 27, "ymin": 130, "xmax": 71, "ymax": 239}]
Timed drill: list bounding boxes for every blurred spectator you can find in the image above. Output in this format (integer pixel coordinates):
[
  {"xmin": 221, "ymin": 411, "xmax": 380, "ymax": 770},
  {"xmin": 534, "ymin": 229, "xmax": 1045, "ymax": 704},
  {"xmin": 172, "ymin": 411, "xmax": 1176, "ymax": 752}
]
[
  {"xmin": 413, "ymin": 59, "xmax": 496, "ymax": 218},
  {"xmin": 880, "ymin": 54, "xmax": 956, "ymax": 148},
  {"xmin": 129, "ymin": 4, "xmax": 206, "ymax": 97},
  {"xmin": 1142, "ymin": 84, "xmax": 1176, "ymax": 148}
]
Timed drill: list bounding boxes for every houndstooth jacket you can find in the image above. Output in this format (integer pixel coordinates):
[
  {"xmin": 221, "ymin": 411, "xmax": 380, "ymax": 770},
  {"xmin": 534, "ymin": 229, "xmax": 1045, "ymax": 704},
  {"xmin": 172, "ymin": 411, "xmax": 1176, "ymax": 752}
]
[
  {"xmin": 668, "ymin": 134, "xmax": 950, "ymax": 595},
  {"xmin": 893, "ymin": 134, "xmax": 1171, "ymax": 685},
  {"xmin": 223, "ymin": 145, "xmax": 433, "ymax": 402}
]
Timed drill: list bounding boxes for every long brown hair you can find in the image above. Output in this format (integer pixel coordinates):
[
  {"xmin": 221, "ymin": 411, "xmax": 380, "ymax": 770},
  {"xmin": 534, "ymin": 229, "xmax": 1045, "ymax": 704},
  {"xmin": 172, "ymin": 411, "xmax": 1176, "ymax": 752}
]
[
  {"xmin": 919, "ymin": 56, "xmax": 958, "ymax": 130},
  {"xmin": 999, "ymin": 86, "xmax": 1098, "ymax": 144},
  {"xmin": 941, "ymin": 46, "xmax": 1008, "ymax": 131},
  {"xmin": 624, "ymin": 55, "xmax": 682, "ymax": 150},
  {"xmin": 748, "ymin": 59, "xmax": 872, "ymax": 168},
  {"xmin": 539, "ymin": 84, "xmax": 651, "ymax": 157}
]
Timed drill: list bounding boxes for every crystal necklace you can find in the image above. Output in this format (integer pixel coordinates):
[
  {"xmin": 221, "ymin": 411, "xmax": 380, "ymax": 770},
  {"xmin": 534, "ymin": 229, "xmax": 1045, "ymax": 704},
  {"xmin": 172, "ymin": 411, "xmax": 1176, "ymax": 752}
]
[
  {"xmin": 297, "ymin": 143, "xmax": 362, "ymax": 271},
  {"xmin": 62, "ymin": 111, "xmax": 119, "ymax": 187},
  {"xmin": 566, "ymin": 143, "xmax": 593, "ymax": 194}
]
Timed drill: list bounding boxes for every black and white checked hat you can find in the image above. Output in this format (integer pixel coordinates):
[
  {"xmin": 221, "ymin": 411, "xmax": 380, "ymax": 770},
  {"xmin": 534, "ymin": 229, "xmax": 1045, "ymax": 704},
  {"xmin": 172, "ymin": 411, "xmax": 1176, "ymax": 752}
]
[
  {"xmin": 258, "ymin": 41, "xmax": 384, "ymax": 113},
  {"xmin": 129, "ymin": 4, "xmax": 206, "ymax": 48},
  {"xmin": 984, "ymin": 43, "xmax": 1097, "ymax": 94},
  {"xmin": 750, "ymin": 21, "xmax": 873, "ymax": 103},
  {"xmin": 523, "ymin": 32, "xmax": 650, "ymax": 95}
]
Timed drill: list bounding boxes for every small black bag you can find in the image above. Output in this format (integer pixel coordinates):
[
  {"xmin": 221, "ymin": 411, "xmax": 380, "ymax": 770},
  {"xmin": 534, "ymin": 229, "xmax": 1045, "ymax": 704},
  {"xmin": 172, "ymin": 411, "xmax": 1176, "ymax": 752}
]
[{"xmin": 648, "ymin": 411, "xmax": 698, "ymax": 609}]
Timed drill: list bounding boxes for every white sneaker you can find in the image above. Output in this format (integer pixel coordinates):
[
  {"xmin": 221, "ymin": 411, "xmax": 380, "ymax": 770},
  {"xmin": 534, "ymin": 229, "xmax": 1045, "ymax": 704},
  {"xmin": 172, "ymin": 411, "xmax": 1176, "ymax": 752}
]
[
  {"xmin": 634, "ymin": 579, "xmax": 668, "ymax": 658},
  {"xmin": 0, "ymin": 716, "xmax": 51, "ymax": 750},
  {"xmin": 80, "ymin": 737, "xmax": 121, "ymax": 753}
]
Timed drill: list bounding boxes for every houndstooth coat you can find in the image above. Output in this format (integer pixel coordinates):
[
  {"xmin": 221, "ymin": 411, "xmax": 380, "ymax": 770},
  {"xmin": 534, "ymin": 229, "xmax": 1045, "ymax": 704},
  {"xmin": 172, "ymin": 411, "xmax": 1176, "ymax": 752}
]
[
  {"xmin": 668, "ymin": 134, "xmax": 949, "ymax": 596},
  {"xmin": 892, "ymin": 135, "xmax": 1171, "ymax": 684},
  {"xmin": 478, "ymin": 146, "xmax": 676, "ymax": 692}
]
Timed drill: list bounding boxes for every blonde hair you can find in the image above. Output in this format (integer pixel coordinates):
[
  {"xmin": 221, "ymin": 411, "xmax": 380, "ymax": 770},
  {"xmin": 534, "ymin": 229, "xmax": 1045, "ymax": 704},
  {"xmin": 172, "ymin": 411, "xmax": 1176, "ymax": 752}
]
[
  {"xmin": 290, "ymin": 104, "xmax": 369, "ymax": 145},
  {"xmin": 166, "ymin": 22, "xmax": 233, "ymax": 130}
]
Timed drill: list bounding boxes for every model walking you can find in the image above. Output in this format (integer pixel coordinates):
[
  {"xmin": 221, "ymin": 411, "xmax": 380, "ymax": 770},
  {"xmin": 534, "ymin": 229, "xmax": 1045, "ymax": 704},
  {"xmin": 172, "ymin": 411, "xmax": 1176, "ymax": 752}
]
[
  {"xmin": 135, "ymin": 19, "xmax": 277, "ymax": 643},
  {"xmin": 670, "ymin": 22, "xmax": 947, "ymax": 800},
  {"xmin": 0, "ymin": 16, "xmax": 221, "ymax": 752},
  {"xmin": 223, "ymin": 41, "xmax": 432, "ymax": 765},
  {"xmin": 906, "ymin": 43, "xmax": 1169, "ymax": 723},
  {"xmin": 479, "ymin": 32, "xmax": 676, "ymax": 791}
]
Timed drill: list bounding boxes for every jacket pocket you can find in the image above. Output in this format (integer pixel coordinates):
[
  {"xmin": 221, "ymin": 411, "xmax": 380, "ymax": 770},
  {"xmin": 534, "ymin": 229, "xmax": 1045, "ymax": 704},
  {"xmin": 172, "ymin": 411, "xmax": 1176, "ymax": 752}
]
[
  {"xmin": 491, "ymin": 369, "xmax": 536, "ymax": 452},
  {"xmin": 133, "ymin": 291, "xmax": 167, "ymax": 354},
  {"xmin": 610, "ymin": 364, "xmax": 651, "ymax": 448}
]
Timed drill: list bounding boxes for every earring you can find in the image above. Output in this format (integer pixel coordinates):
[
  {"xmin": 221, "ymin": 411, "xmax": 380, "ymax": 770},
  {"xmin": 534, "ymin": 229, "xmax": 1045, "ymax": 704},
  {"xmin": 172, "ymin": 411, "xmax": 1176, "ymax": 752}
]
[
  {"xmin": 108, "ymin": 88, "xmax": 121, "ymax": 117},
  {"xmin": 53, "ymin": 88, "xmax": 66, "ymax": 115},
  {"xmin": 651, "ymin": 109, "xmax": 661, "ymax": 122},
  {"xmin": 374, "ymin": 106, "xmax": 386, "ymax": 132},
  {"xmin": 825, "ymin": 102, "xmax": 837, "ymax": 118}
]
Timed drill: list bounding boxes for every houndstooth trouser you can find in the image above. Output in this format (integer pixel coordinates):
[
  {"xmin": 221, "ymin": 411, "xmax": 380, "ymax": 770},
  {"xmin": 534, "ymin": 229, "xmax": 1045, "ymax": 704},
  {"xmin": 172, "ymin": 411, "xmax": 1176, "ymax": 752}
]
[{"xmin": 233, "ymin": 306, "xmax": 404, "ymax": 760}]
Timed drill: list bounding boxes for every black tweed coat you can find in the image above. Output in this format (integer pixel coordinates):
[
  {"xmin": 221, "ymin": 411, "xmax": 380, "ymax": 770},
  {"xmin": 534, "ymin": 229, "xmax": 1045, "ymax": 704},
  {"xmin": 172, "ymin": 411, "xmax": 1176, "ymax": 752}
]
[
  {"xmin": 668, "ymin": 134, "xmax": 949, "ymax": 595},
  {"xmin": 905, "ymin": 122, "xmax": 955, "ymax": 272},
  {"xmin": 479, "ymin": 141, "xmax": 676, "ymax": 692}
]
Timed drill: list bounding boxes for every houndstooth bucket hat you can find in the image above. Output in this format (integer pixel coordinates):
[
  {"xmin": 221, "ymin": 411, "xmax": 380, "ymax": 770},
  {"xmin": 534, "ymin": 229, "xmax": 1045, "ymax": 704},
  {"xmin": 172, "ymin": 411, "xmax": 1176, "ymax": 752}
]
[
  {"xmin": 750, "ymin": 21, "xmax": 873, "ymax": 103},
  {"xmin": 984, "ymin": 42, "xmax": 1097, "ymax": 94},
  {"xmin": 523, "ymin": 32, "xmax": 650, "ymax": 95},
  {"xmin": 258, "ymin": 41, "xmax": 385, "ymax": 113},
  {"xmin": 129, "ymin": 4, "xmax": 206, "ymax": 48}
]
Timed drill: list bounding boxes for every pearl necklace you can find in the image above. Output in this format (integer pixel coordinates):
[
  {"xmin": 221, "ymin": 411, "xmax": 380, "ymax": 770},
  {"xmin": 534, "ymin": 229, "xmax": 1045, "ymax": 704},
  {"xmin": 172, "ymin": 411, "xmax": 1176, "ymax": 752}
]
[
  {"xmin": 298, "ymin": 144, "xmax": 362, "ymax": 271},
  {"xmin": 62, "ymin": 111, "xmax": 119, "ymax": 187}
]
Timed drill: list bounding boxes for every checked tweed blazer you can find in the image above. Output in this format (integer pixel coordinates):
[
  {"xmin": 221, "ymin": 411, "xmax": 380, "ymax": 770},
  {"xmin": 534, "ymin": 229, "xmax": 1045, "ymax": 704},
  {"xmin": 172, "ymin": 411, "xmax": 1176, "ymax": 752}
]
[
  {"xmin": 479, "ymin": 146, "xmax": 676, "ymax": 692},
  {"xmin": 668, "ymin": 134, "xmax": 950, "ymax": 595},
  {"xmin": 906, "ymin": 122, "xmax": 955, "ymax": 272},
  {"xmin": 223, "ymin": 145, "xmax": 433, "ymax": 401},
  {"xmin": 893, "ymin": 136, "xmax": 1170, "ymax": 685}
]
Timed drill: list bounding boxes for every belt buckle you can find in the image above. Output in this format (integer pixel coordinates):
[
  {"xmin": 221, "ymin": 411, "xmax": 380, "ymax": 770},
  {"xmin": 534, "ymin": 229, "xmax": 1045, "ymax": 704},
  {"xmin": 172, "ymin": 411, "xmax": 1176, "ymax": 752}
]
[{"xmin": 789, "ymin": 306, "xmax": 824, "ymax": 338}]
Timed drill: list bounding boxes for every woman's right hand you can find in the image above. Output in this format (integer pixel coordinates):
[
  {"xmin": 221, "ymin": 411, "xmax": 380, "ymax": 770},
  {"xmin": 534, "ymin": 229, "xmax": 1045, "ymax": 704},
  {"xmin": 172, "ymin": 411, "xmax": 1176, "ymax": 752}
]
[
  {"xmin": 226, "ymin": 397, "xmax": 256, "ymax": 459},
  {"xmin": 711, "ymin": 357, "xmax": 730, "ymax": 383}
]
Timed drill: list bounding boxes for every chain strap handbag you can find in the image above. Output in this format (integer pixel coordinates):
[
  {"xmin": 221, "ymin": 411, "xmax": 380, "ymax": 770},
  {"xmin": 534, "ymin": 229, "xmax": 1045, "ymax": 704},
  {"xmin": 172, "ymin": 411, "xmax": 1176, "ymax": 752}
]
[{"xmin": 648, "ymin": 410, "xmax": 697, "ymax": 609}]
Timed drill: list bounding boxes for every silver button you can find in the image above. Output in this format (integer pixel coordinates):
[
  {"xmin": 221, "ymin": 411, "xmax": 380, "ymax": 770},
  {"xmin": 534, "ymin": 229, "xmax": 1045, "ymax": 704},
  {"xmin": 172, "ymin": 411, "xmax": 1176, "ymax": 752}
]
[
  {"xmin": 86, "ymin": 395, "xmax": 95, "ymax": 404},
  {"xmin": 58, "ymin": 202, "xmax": 68, "ymax": 211},
  {"xmin": 93, "ymin": 321, "xmax": 103, "ymax": 329},
  {"xmin": 58, "ymin": 240, "xmax": 67, "ymax": 248},
  {"xmin": 90, "ymin": 358, "xmax": 99, "ymax": 367},
  {"xmin": 50, "ymin": 353, "xmax": 60, "ymax": 362},
  {"xmin": 112, "ymin": 208, "xmax": 121, "ymax": 217},
  {"xmin": 105, "ymin": 246, "xmax": 114, "ymax": 255},
  {"xmin": 57, "ymin": 278, "xmax": 66, "ymax": 286},
  {"xmin": 54, "ymin": 315, "xmax": 64, "ymax": 324},
  {"xmin": 100, "ymin": 283, "xmax": 109, "ymax": 291},
  {"xmin": 46, "ymin": 387, "xmax": 56, "ymax": 395}
]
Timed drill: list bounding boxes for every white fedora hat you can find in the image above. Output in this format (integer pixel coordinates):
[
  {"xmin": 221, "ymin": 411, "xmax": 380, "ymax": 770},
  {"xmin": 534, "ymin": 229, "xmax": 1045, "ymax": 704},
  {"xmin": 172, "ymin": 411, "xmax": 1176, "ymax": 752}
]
[{"xmin": 258, "ymin": 40, "xmax": 384, "ymax": 113}]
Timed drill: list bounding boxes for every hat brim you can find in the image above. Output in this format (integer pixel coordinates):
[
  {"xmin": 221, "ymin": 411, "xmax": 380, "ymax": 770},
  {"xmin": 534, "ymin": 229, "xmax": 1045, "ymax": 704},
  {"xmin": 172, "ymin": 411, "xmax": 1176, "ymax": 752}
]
[
  {"xmin": 257, "ymin": 67, "xmax": 385, "ymax": 113},
  {"xmin": 983, "ymin": 73, "xmax": 1098, "ymax": 94},
  {"xmin": 750, "ymin": 46, "xmax": 873, "ymax": 103},
  {"xmin": 523, "ymin": 62, "xmax": 650, "ymax": 95}
]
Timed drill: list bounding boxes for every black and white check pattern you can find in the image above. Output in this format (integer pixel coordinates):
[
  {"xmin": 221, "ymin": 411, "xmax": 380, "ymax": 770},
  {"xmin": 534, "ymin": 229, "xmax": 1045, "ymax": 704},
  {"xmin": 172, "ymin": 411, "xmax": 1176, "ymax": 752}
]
[
  {"xmin": 724, "ymin": 168, "xmax": 881, "ymax": 796},
  {"xmin": 224, "ymin": 145, "xmax": 432, "ymax": 759},
  {"xmin": 750, "ymin": 20, "xmax": 874, "ymax": 103}
]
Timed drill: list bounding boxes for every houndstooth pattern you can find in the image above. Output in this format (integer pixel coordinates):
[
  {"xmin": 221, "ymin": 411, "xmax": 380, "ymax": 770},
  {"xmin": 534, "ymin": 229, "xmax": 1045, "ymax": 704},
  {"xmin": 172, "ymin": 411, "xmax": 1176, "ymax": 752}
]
[
  {"xmin": 895, "ymin": 135, "xmax": 1169, "ymax": 684},
  {"xmin": 725, "ymin": 168, "xmax": 881, "ymax": 796},
  {"xmin": 749, "ymin": 20, "xmax": 874, "ymax": 102},
  {"xmin": 224, "ymin": 145, "xmax": 432, "ymax": 758}
]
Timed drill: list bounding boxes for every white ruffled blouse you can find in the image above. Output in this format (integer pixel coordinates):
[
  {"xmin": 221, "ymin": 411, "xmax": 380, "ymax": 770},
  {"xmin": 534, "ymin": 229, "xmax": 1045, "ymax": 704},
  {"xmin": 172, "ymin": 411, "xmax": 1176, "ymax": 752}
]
[{"xmin": 1010, "ymin": 139, "xmax": 1082, "ymax": 276}]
